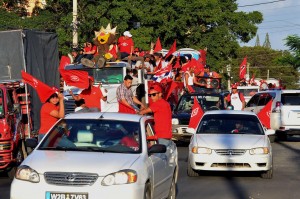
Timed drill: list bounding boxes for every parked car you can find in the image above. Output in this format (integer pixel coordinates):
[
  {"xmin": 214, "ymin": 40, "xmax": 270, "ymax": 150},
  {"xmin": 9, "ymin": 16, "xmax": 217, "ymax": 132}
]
[
  {"xmin": 237, "ymin": 85, "xmax": 260, "ymax": 103},
  {"xmin": 10, "ymin": 112, "xmax": 178, "ymax": 199},
  {"xmin": 172, "ymin": 91, "xmax": 226, "ymax": 142},
  {"xmin": 187, "ymin": 110, "xmax": 274, "ymax": 179},
  {"xmin": 244, "ymin": 89, "xmax": 300, "ymax": 141}
]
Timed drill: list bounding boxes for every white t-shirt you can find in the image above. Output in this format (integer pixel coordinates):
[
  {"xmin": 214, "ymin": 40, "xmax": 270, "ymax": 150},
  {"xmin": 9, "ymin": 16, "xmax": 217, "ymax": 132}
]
[{"xmin": 230, "ymin": 93, "xmax": 243, "ymax": 110}]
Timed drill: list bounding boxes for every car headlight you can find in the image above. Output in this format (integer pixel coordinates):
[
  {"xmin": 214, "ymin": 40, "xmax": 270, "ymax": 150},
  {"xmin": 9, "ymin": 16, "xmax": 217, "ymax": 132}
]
[
  {"xmin": 101, "ymin": 169, "xmax": 137, "ymax": 186},
  {"xmin": 15, "ymin": 165, "xmax": 40, "ymax": 183},
  {"xmin": 250, "ymin": 147, "xmax": 269, "ymax": 155},
  {"xmin": 191, "ymin": 147, "xmax": 212, "ymax": 154},
  {"xmin": 172, "ymin": 118, "xmax": 179, "ymax": 125}
]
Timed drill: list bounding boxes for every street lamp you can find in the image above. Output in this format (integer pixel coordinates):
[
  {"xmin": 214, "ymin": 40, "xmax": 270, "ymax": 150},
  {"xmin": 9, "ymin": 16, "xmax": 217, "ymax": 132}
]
[
  {"xmin": 72, "ymin": 0, "xmax": 78, "ymax": 48},
  {"xmin": 226, "ymin": 65, "xmax": 231, "ymax": 90}
]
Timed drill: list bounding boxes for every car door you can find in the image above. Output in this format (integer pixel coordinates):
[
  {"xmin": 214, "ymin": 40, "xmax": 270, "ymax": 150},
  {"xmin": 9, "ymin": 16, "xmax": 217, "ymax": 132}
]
[{"xmin": 145, "ymin": 121, "xmax": 169, "ymax": 199}]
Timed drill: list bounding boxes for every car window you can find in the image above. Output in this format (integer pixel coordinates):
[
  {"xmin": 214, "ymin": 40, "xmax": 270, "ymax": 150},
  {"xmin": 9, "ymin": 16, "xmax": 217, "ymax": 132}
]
[
  {"xmin": 196, "ymin": 114, "xmax": 264, "ymax": 135},
  {"xmin": 257, "ymin": 93, "xmax": 273, "ymax": 106},
  {"xmin": 39, "ymin": 119, "xmax": 141, "ymax": 153},
  {"xmin": 246, "ymin": 94, "xmax": 260, "ymax": 107},
  {"xmin": 176, "ymin": 95, "xmax": 223, "ymax": 112},
  {"xmin": 145, "ymin": 121, "xmax": 157, "ymax": 147},
  {"xmin": 281, "ymin": 93, "xmax": 300, "ymax": 105}
]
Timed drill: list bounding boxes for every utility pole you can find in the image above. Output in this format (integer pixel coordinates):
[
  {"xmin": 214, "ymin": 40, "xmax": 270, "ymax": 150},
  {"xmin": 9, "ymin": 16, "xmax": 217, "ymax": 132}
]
[
  {"xmin": 226, "ymin": 65, "xmax": 231, "ymax": 90},
  {"xmin": 72, "ymin": 0, "xmax": 78, "ymax": 48}
]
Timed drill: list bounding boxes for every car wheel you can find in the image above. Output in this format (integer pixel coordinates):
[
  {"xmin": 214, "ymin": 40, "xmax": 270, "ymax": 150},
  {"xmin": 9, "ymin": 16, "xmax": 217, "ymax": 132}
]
[
  {"xmin": 144, "ymin": 182, "xmax": 151, "ymax": 199},
  {"xmin": 187, "ymin": 160, "xmax": 200, "ymax": 177},
  {"xmin": 261, "ymin": 167, "xmax": 273, "ymax": 179},
  {"xmin": 167, "ymin": 176, "xmax": 177, "ymax": 199},
  {"xmin": 7, "ymin": 144, "xmax": 25, "ymax": 179}
]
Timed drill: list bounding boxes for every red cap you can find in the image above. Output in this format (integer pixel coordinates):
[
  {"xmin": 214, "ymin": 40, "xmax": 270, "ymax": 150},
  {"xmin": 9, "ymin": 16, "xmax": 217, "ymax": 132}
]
[
  {"xmin": 231, "ymin": 83, "xmax": 238, "ymax": 89},
  {"xmin": 149, "ymin": 84, "xmax": 162, "ymax": 93}
]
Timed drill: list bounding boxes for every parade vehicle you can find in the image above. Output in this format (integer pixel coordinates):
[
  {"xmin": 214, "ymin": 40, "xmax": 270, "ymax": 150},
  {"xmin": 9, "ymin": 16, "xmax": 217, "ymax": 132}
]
[
  {"xmin": 11, "ymin": 112, "xmax": 178, "ymax": 199},
  {"xmin": 0, "ymin": 80, "xmax": 30, "ymax": 178},
  {"xmin": 244, "ymin": 89, "xmax": 300, "ymax": 141},
  {"xmin": 187, "ymin": 110, "xmax": 274, "ymax": 179},
  {"xmin": 171, "ymin": 90, "xmax": 226, "ymax": 142},
  {"xmin": 237, "ymin": 85, "xmax": 260, "ymax": 103}
]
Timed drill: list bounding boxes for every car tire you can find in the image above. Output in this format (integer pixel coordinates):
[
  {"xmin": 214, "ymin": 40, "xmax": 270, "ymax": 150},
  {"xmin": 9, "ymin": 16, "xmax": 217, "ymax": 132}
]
[
  {"xmin": 144, "ymin": 182, "xmax": 151, "ymax": 199},
  {"xmin": 7, "ymin": 143, "xmax": 25, "ymax": 179},
  {"xmin": 261, "ymin": 167, "xmax": 273, "ymax": 179},
  {"xmin": 167, "ymin": 176, "xmax": 177, "ymax": 199},
  {"xmin": 187, "ymin": 160, "xmax": 200, "ymax": 177}
]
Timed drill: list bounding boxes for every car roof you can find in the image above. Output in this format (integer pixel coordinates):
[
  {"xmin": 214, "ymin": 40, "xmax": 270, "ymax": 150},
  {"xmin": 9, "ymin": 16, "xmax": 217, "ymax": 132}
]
[
  {"xmin": 203, "ymin": 110, "xmax": 257, "ymax": 116},
  {"xmin": 256, "ymin": 89, "xmax": 300, "ymax": 94},
  {"xmin": 65, "ymin": 112, "xmax": 150, "ymax": 122}
]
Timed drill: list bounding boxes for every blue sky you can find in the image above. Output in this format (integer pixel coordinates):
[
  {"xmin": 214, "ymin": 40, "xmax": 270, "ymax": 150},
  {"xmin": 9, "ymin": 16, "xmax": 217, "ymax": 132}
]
[{"xmin": 237, "ymin": 0, "xmax": 300, "ymax": 50}]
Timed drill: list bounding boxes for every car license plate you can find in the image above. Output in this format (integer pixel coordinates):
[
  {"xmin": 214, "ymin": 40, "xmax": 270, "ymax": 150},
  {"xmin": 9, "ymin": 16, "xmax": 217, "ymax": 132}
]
[{"xmin": 46, "ymin": 192, "xmax": 88, "ymax": 199}]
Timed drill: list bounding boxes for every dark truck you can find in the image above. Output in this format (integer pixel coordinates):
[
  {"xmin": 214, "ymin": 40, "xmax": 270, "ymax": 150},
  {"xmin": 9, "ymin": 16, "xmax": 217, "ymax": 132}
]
[{"xmin": 171, "ymin": 91, "xmax": 226, "ymax": 142}]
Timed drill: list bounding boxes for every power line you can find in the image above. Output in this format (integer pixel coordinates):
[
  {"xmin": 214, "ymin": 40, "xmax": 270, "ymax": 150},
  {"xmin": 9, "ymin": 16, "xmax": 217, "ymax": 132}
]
[{"xmin": 238, "ymin": 0, "xmax": 286, "ymax": 8}]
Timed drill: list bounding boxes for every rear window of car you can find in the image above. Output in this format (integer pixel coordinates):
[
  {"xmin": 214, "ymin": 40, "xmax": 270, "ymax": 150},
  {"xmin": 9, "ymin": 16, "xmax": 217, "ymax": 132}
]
[{"xmin": 281, "ymin": 93, "xmax": 300, "ymax": 105}]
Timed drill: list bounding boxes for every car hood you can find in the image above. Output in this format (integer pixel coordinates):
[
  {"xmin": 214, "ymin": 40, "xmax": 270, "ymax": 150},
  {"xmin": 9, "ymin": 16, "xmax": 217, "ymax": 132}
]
[
  {"xmin": 23, "ymin": 150, "xmax": 141, "ymax": 176},
  {"xmin": 194, "ymin": 134, "xmax": 267, "ymax": 149}
]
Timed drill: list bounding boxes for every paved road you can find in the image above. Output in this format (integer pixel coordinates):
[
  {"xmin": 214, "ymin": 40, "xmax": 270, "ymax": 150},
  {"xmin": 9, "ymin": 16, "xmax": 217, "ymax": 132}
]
[{"xmin": 1, "ymin": 136, "xmax": 300, "ymax": 199}]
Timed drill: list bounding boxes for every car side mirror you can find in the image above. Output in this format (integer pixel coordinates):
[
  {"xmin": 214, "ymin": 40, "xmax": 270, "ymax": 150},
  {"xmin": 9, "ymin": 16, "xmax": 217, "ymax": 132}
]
[
  {"xmin": 148, "ymin": 144, "xmax": 166, "ymax": 154},
  {"xmin": 186, "ymin": 128, "xmax": 196, "ymax": 134},
  {"xmin": 25, "ymin": 138, "xmax": 38, "ymax": 149},
  {"xmin": 265, "ymin": 129, "xmax": 275, "ymax": 136}
]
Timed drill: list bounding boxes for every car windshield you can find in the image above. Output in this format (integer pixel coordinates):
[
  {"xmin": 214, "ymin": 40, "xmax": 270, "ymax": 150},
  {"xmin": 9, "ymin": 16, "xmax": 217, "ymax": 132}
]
[
  {"xmin": 238, "ymin": 88, "xmax": 259, "ymax": 96},
  {"xmin": 177, "ymin": 95, "xmax": 222, "ymax": 112},
  {"xmin": 38, "ymin": 119, "xmax": 141, "ymax": 153},
  {"xmin": 196, "ymin": 114, "xmax": 264, "ymax": 135},
  {"xmin": 81, "ymin": 67, "xmax": 124, "ymax": 84}
]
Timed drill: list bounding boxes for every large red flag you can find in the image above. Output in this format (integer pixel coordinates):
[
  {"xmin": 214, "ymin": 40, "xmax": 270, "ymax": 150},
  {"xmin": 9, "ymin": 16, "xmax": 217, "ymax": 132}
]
[
  {"xmin": 239, "ymin": 57, "xmax": 247, "ymax": 80},
  {"xmin": 153, "ymin": 37, "xmax": 162, "ymax": 53},
  {"xmin": 21, "ymin": 70, "xmax": 58, "ymax": 103},
  {"xmin": 60, "ymin": 69, "xmax": 89, "ymax": 89},
  {"xmin": 59, "ymin": 56, "xmax": 71, "ymax": 71},
  {"xmin": 188, "ymin": 97, "xmax": 204, "ymax": 129},
  {"xmin": 257, "ymin": 100, "xmax": 272, "ymax": 129},
  {"xmin": 164, "ymin": 40, "xmax": 176, "ymax": 59}
]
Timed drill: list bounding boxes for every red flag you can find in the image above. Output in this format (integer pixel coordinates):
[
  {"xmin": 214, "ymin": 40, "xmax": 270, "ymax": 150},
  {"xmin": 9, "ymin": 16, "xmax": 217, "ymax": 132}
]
[
  {"xmin": 164, "ymin": 80, "xmax": 178, "ymax": 100},
  {"xmin": 59, "ymin": 69, "xmax": 89, "ymax": 89},
  {"xmin": 188, "ymin": 97, "xmax": 204, "ymax": 129},
  {"xmin": 164, "ymin": 40, "xmax": 176, "ymax": 59},
  {"xmin": 153, "ymin": 37, "xmax": 162, "ymax": 53},
  {"xmin": 173, "ymin": 53, "xmax": 181, "ymax": 69},
  {"xmin": 257, "ymin": 100, "xmax": 272, "ymax": 129},
  {"xmin": 109, "ymin": 45, "xmax": 118, "ymax": 59},
  {"xmin": 21, "ymin": 70, "xmax": 58, "ymax": 103},
  {"xmin": 59, "ymin": 56, "xmax": 71, "ymax": 71},
  {"xmin": 199, "ymin": 49, "xmax": 207, "ymax": 65},
  {"xmin": 239, "ymin": 57, "xmax": 247, "ymax": 80}
]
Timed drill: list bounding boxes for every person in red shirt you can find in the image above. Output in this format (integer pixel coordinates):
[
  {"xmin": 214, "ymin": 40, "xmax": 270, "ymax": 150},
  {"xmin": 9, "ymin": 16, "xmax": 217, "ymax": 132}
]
[
  {"xmin": 138, "ymin": 85, "xmax": 172, "ymax": 139},
  {"xmin": 118, "ymin": 31, "xmax": 134, "ymax": 59},
  {"xmin": 69, "ymin": 76, "xmax": 105, "ymax": 111},
  {"xmin": 39, "ymin": 92, "xmax": 65, "ymax": 142}
]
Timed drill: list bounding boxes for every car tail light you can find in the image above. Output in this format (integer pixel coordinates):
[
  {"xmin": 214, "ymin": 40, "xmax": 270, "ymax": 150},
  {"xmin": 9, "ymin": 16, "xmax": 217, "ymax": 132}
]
[{"xmin": 272, "ymin": 101, "xmax": 281, "ymax": 113}]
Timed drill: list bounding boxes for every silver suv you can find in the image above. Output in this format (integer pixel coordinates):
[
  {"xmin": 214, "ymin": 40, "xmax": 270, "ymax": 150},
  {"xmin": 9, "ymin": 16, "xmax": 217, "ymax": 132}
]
[{"xmin": 245, "ymin": 89, "xmax": 300, "ymax": 141}]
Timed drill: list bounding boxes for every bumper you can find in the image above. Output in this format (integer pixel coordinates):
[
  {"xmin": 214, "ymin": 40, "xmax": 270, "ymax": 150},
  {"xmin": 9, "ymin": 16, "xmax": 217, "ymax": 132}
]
[
  {"xmin": 172, "ymin": 125, "xmax": 192, "ymax": 142},
  {"xmin": 10, "ymin": 177, "xmax": 144, "ymax": 199},
  {"xmin": 189, "ymin": 151, "xmax": 272, "ymax": 172}
]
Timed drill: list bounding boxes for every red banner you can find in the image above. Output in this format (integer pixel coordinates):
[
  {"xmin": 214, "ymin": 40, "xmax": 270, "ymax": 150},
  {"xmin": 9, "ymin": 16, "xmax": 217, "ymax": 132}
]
[
  {"xmin": 188, "ymin": 97, "xmax": 204, "ymax": 129},
  {"xmin": 257, "ymin": 100, "xmax": 272, "ymax": 129},
  {"xmin": 239, "ymin": 57, "xmax": 247, "ymax": 80},
  {"xmin": 154, "ymin": 37, "xmax": 162, "ymax": 53}
]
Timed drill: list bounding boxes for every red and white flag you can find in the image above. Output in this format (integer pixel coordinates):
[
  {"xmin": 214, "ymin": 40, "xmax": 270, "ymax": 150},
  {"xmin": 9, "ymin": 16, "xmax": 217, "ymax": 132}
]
[
  {"xmin": 239, "ymin": 57, "xmax": 247, "ymax": 80},
  {"xmin": 164, "ymin": 40, "xmax": 176, "ymax": 59},
  {"xmin": 21, "ymin": 70, "xmax": 58, "ymax": 103},
  {"xmin": 60, "ymin": 69, "xmax": 89, "ymax": 89},
  {"xmin": 257, "ymin": 100, "xmax": 273, "ymax": 129},
  {"xmin": 188, "ymin": 97, "xmax": 204, "ymax": 129},
  {"xmin": 153, "ymin": 37, "xmax": 162, "ymax": 53}
]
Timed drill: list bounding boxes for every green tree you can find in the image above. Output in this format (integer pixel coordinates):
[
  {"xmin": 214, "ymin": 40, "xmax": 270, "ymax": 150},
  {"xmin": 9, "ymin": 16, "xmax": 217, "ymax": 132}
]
[
  {"xmin": 263, "ymin": 33, "xmax": 271, "ymax": 49},
  {"xmin": 278, "ymin": 35, "xmax": 300, "ymax": 70},
  {"xmin": 255, "ymin": 35, "xmax": 260, "ymax": 47},
  {"xmin": 0, "ymin": 0, "xmax": 263, "ymax": 62}
]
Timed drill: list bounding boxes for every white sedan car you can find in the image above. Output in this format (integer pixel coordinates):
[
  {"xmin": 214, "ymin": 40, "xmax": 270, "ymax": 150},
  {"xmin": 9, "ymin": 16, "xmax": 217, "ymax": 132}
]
[
  {"xmin": 11, "ymin": 112, "xmax": 178, "ymax": 199},
  {"xmin": 187, "ymin": 110, "xmax": 274, "ymax": 179}
]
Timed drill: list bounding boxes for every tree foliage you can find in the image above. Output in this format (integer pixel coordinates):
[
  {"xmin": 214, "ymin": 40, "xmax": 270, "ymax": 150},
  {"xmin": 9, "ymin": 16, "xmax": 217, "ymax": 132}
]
[
  {"xmin": 278, "ymin": 35, "xmax": 300, "ymax": 70},
  {"xmin": 1, "ymin": 0, "xmax": 262, "ymax": 63}
]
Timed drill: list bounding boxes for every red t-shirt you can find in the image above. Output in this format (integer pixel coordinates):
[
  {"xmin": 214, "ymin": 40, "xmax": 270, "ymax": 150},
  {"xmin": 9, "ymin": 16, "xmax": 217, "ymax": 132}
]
[
  {"xmin": 118, "ymin": 36, "xmax": 134, "ymax": 54},
  {"xmin": 39, "ymin": 103, "xmax": 59, "ymax": 134},
  {"xmin": 149, "ymin": 99, "xmax": 172, "ymax": 139},
  {"xmin": 79, "ymin": 86, "xmax": 102, "ymax": 110},
  {"xmin": 120, "ymin": 136, "xmax": 139, "ymax": 147}
]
